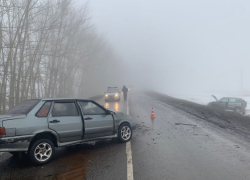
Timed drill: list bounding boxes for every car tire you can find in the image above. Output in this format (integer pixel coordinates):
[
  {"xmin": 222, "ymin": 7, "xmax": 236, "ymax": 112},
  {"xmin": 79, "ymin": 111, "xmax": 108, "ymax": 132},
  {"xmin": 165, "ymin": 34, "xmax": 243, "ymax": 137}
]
[
  {"xmin": 118, "ymin": 123, "xmax": 132, "ymax": 143},
  {"xmin": 29, "ymin": 139, "xmax": 55, "ymax": 165},
  {"xmin": 234, "ymin": 107, "xmax": 241, "ymax": 114}
]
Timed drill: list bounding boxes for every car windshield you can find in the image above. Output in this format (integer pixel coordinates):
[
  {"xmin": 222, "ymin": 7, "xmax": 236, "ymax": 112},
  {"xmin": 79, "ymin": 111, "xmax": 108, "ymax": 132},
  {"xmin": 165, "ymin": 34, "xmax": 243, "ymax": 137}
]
[
  {"xmin": 7, "ymin": 99, "xmax": 41, "ymax": 115},
  {"xmin": 107, "ymin": 89, "xmax": 119, "ymax": 93}
]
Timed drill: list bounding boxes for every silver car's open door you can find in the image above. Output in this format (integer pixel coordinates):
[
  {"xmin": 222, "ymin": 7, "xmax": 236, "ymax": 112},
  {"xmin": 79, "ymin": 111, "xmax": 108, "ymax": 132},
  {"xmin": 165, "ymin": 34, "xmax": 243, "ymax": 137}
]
[{"xmin": 78, "ymin": 101, "xmax": 114, "ymax": 139}]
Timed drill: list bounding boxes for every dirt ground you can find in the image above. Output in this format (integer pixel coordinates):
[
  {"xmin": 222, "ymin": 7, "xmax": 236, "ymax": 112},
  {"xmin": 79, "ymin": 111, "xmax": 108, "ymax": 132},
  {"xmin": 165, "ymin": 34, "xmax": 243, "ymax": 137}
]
[{"xmin": 148, "ymin": 91, "xmax": 250, "ymax": 139}]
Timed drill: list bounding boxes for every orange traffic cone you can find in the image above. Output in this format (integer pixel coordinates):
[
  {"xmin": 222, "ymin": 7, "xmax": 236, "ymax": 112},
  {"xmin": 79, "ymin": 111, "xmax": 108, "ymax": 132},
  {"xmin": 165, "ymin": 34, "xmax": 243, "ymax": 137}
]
[{"xmin": 150, "ymin": 108, "xmax": 156, "ymax": 118}]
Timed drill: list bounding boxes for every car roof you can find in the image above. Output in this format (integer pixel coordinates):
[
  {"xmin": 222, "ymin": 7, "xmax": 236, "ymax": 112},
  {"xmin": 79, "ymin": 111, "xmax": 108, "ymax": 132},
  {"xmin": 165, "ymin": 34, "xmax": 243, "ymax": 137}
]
[
  {"xmin": 107, "ymin": 87, "xmax": 118, "ymax": 89},
  {"xmin": 39, "ymin": 98, "xmax": 92, "ymax": 101},
  {"xmin": 222, "ymin": 97, "xmax": 243, "ymax": 100}
]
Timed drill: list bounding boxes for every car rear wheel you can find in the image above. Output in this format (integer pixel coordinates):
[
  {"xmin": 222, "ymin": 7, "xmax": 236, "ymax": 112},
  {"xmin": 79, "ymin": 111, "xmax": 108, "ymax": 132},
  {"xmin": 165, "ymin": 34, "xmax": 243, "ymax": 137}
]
[
  {"xmin": 118, "ymin": 124, "xmax": 132, "ymax": 143},
  {"xmin": 29, "ymin": 139, "xmax": 55, "ymax": 165}
]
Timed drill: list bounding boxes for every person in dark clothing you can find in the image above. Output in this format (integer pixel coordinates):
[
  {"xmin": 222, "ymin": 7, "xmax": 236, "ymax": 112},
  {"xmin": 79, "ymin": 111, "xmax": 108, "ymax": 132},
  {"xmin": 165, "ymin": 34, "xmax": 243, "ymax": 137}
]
[
  {"xmin": 122, "ymin": 85, "xmax": 128, "ymax": 100},
  {"xmin": 241, "ymin": 100, "xmax": 247, "ymax": 115}
]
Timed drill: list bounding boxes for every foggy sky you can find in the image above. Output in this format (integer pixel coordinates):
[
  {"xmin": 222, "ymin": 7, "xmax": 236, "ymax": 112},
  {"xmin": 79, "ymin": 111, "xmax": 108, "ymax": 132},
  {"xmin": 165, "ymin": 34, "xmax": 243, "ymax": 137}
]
[{"xmin": 81, "ymin": 0, "xmax": 250, "ymax": 94}]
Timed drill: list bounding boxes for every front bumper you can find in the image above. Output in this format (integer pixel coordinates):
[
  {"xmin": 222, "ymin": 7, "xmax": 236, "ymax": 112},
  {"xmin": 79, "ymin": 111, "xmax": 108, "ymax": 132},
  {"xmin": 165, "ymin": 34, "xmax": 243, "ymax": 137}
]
[
  {"xmin": 0, "ymin": 135, "xmax": 33, "ymax": 152},
  {"xmin": 130, "ymin": 122, "xmax": 136, "ymax": 130},
  {"xmin": 105, "ymin": 96, "xmax": 120, "ymax": 100}
]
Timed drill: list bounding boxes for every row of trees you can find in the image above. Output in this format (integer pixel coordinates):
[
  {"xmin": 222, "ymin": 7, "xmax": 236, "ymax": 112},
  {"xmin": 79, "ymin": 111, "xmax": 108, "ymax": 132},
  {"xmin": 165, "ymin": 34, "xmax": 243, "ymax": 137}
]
[{"xmin": 0, "ymin": 0, "xmax": 122, "ymax": 113}]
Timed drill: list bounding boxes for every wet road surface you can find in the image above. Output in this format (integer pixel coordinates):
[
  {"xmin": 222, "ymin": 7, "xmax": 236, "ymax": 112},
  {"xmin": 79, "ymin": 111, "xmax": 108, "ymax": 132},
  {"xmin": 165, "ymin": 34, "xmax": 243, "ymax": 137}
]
[
  {"xmin": 129, "ymin": 92, "xmax": 250, "ymax": 180},
  {"xmin": 1, "ymin": 91, "xmax": 250, "ymax": 180}
]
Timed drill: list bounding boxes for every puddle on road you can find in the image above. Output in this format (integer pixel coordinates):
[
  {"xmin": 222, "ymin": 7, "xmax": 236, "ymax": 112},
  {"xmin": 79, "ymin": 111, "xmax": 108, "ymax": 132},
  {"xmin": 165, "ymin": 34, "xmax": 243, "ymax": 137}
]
[
  {"xmin": 104, "ymin": 102, "xmax": 120, "ymax": 112},
  {"xmin": 44, "ymin": 167, "xmax": 85, "ymax": 180},
  {"xmin": 42, "ymin": 140, "xmax": 118, "ymax": 180}
]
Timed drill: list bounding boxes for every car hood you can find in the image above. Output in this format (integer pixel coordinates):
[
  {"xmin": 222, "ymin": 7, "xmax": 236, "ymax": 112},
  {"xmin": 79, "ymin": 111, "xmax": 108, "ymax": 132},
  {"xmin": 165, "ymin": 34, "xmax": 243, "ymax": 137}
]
[
  {"xmin": 112, "ymin": 112, "xmax": 132, "ymax": 121},
  {"xmin": 211, "ymin": 95, "xmax": 218, "ymax": 101},
  {"xmin": 107, "ymin": 93, "xmax": 119, "ymax": 95}
]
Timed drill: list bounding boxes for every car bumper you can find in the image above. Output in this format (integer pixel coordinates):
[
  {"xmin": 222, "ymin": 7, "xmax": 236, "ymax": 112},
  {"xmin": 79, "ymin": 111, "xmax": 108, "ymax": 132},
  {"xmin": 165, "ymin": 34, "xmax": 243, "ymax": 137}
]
[
  {"xmin": 105, "ymin": 96, "xmax": 120, "ymax": 100},
  {"xmin": 130, "ymin": 122, "xmax": 136, "ymax": 130},
  {"xmin": 0, "ymin": 135, "xmax": 33, "ymax": 152}
]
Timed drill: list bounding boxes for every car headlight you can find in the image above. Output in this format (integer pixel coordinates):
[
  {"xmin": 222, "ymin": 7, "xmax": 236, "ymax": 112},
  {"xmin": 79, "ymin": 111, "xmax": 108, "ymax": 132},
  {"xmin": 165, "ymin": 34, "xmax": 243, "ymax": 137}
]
[
  {"xmin": 115, "ymin": 93, "xmax": 118, "ymax": 97},
  {"xmin": 105, "ymin": 94, "xmax": 108, "ymax": 97}
]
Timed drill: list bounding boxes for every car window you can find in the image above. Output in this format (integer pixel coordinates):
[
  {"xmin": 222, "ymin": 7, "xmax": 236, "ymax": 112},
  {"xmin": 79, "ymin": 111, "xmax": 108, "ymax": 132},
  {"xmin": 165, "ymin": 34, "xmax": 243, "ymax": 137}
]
[
  {"xmin": 36, "ymin": 102, "xmax": 52, "ymax": 117},
  {"xmin": 7, "ymin": 99, "xmax": 41, "ymax": 115},
  {"xmin": 79, "ymin": 101, "xmax": 106, "ymax": 115},
  {"xmin": 229, "ymin": 99, "xmax": 237, "ymax": 103},
  {"xmin": 221, "ymin": 98, "xmax": 228, "ymax": 102},
  {"xmin": 52, "ymin": 102, "xmax": 79, "ymax": 117},
  {"xmin": 107, "ymin": 89, "xmax": 119, "ymax": 93}
]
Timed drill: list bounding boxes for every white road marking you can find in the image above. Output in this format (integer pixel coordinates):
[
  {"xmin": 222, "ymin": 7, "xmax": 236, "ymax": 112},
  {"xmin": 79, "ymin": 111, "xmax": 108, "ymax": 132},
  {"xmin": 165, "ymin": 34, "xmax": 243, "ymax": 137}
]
[
  {"xmin": 126, "ymin": 141, "xmax": 134, "ymax": 180},
  {"xmin": 126, "ymin": 94, "xmax": 134, "ymax": 180}
]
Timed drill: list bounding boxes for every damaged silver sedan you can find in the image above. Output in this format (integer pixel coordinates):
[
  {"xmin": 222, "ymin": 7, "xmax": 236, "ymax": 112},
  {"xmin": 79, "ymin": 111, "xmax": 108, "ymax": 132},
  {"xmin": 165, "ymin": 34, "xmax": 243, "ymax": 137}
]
[{"xmin": 0, "ymin": 98, "xmax": 136, "ymax": 165}]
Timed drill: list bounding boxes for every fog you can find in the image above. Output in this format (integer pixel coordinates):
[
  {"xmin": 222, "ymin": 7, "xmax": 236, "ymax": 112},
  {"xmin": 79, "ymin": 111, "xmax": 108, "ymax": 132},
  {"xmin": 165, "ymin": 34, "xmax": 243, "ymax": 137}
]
[
  {"xmin": 1, "ymin": 0, "xmax": 250, "ymax": 112},
  {"xmin": 82, "ymin": 0, "xmax": 250, "ymax": 95}
]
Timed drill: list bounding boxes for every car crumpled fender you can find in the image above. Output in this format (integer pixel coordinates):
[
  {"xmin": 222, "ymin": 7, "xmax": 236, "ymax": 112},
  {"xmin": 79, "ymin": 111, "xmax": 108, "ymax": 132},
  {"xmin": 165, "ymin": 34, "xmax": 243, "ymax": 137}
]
[{"xmin": 112, "ymin": 113, "xmax": 136, "ymax": 132}]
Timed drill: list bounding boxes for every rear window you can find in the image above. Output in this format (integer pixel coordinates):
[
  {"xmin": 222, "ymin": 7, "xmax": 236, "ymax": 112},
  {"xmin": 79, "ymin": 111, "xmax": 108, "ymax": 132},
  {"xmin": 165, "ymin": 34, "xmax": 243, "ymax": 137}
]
[{"xmin": 7, "ymin": 99, "xmax": 41, "ymax": 115}]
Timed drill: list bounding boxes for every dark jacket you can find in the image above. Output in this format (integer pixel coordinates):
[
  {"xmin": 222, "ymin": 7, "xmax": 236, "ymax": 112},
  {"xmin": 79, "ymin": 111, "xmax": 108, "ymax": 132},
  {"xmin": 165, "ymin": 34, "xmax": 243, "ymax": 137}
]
[{"xmin": 122, "ymin": 86, "xmax": 128, "ymax": 93}]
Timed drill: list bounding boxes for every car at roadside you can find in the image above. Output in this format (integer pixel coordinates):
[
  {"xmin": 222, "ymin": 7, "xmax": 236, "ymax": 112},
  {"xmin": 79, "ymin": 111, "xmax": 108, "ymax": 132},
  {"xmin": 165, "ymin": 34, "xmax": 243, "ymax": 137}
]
[
  {"xmin": 208, "ymin": 95, "xmax": 247, "ymax": 115},
  {"xmin": 0, "ymin": 98, "xmax": 136, "ymax": 165},
  {"xmin": 104, "ymin": 87, "xmax": 121, "ymax": 102}
]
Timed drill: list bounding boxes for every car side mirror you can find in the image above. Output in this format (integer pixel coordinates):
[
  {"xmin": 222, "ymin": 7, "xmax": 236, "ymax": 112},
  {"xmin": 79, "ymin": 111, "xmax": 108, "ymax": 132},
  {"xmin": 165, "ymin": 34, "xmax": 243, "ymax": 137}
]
[{"xmin": 106, "ymin": 110, "xmax": 112, "ymax": 114}]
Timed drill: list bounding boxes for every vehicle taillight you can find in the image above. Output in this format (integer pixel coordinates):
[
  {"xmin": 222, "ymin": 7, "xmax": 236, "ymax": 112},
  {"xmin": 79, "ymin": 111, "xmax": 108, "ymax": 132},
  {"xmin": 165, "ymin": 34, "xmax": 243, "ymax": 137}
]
[{"xmin": 0, "ymin": 127, "xmax": 6, "ymax": 136}]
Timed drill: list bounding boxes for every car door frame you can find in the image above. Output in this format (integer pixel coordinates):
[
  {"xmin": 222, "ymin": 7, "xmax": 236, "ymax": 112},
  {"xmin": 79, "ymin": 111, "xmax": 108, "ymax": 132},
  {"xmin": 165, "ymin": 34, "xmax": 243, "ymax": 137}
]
[
  {"xmin": 48, "ymin": 100, "xmax": 85, "ymax": 143},
  {"xmin": 228, "ymin": 98, "xmax": 238, "ymax": 110},
  {"xmin": 77, "ymin": 100, "xmax": 115, "ymax": 139},
  {"xmin": 219, "ymin": 98, "xmax": 229, "ymax": 110}
]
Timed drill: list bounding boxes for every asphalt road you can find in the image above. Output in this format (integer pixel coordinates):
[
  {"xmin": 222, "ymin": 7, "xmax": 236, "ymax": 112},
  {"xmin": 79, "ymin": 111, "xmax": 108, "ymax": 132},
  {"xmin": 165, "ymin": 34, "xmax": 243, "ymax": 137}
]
[{"xmin": 1, "ymin": 91, "xmax": 250, "ymax": 180}]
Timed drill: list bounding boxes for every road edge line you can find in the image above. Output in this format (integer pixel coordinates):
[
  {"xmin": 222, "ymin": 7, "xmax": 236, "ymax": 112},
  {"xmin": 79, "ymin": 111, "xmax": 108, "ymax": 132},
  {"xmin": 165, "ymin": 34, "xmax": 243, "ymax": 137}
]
[{"xmin": 126, "ymin": 94, "xmax": 134, "ymax": 180}]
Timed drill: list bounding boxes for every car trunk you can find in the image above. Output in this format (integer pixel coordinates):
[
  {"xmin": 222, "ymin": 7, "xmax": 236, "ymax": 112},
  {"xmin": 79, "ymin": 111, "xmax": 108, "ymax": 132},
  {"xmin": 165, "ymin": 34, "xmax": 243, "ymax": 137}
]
[{"xmin": 0, "ymin": 114, "xmax": 26, "ymax": 137}]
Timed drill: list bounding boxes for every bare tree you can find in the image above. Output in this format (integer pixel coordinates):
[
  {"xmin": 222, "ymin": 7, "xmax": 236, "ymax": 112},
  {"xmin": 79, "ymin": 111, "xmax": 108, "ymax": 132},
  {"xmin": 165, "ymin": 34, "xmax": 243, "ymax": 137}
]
[{"xmin": 0, "ymin": 0, "xmax": 122, "ymax": 114}]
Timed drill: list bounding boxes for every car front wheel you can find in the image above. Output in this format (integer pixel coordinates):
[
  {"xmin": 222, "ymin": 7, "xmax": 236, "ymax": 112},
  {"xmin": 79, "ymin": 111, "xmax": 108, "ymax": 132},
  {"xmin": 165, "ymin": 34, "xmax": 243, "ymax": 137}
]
[
  {"xmin": 235, "ymin": 107, "xmax": 241, "ymax": 114},
  {"xmin": 118, "ymin": 124, "xmax": 132, "ymax": 143},
  {"xmin": 29, "ymin": 139, "xmax": 55, "ymax": 165}
]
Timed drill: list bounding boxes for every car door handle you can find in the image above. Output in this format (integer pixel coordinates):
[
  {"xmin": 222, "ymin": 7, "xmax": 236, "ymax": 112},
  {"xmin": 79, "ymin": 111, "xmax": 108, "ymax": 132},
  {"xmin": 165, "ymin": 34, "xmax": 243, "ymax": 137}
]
[
  {"xmin": 50, "ymin": 120, "xmax": 60, "ymax": 123},
  {"xmin": 85, "ymin": 117, "xmax": 92, "ymax": 120}
]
